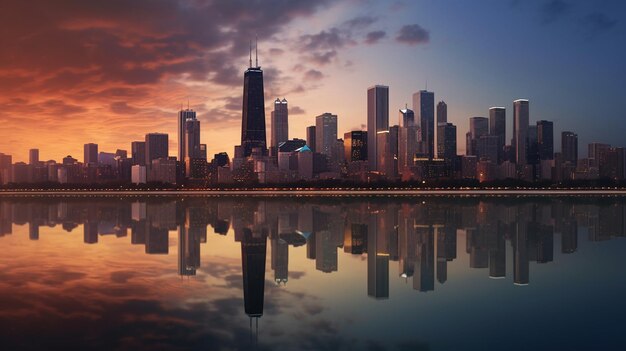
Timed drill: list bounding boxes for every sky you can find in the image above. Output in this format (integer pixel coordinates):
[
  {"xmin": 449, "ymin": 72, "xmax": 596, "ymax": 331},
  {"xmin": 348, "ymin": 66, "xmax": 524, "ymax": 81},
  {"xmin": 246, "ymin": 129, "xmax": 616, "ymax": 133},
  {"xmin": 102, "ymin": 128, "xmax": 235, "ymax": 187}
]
[{"xmin": 1, "ymin": 0, "xmax": 625, "ymax": 163}]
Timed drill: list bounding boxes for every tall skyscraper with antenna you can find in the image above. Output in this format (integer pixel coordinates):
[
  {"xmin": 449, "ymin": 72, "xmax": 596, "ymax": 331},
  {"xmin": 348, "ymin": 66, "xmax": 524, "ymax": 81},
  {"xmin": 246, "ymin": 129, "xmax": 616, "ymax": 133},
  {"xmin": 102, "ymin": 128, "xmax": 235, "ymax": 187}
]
[
  {"xmin": 178, "ymin": 103, "xmax": 197, "ymax": 173},
  {"xmin": 241, "ymin": 39, "xmax": 267, "ymax": 157}
]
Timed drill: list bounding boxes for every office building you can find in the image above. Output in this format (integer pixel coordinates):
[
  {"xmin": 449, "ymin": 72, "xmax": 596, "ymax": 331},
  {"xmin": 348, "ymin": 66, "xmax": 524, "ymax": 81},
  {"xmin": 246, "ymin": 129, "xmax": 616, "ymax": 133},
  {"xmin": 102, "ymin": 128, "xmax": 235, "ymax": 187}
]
[
  {"xmin": 368, "ymin": 85, "xmax": 389, "ymax": 170},
  {"xmin": 513, "ymin": 99, "xmax": 529, "ymax": 165},
  {"xmin": 178, "ymin": 107, "xmax": 197, "ymax": 163},
  {"xmin": 413, "ymin": 90, "xmax": 435, "ymax": 159},
  {"xmin": 437, "ymin": 123, "xmax": 457, "ymax": 161},
  {"xmin": 344, "ymin": 131, "xmax": 368, "ymax": 162},
  {"xmin": 271, "ymin": 98, "xmax": 289, "ymax": 150},
  {"xmin": 537, "ymin": 120, "xmax": 554, "ymax": 160},
  {"xmin": 436, "ymin": 101, "xmax": 447, "ymax": 125},
  {"xmin": 29, "ymin": 149, "xmax": 39, "ymax": 165},
  {"xmin": 84, "ymin": 143, "xmax": 98, "ymax": 165},
  {"xmin": 240, "ymin": 48, "xmax": 267, "ymax": 157},
  {"xmin": 562, "ymin": 131, "xmax": 578, "ymax": 165},
  {"xmin": 399, "ymin": 107, "xmax": 414, "ymax": 127},
  {"xmin": 145, "ymin": 133, "xmax": 169, "ymax": 166},
  {"xmin": 131, "ymin": 141, "xmax": 146, "ymax": 166},
  {"xmin": 315, "ymin": 113, "xmax": 338, "ymax": 157},
  {"xmin": 489, "ymin": 107, "xmax": 506, "ymax": 163}
]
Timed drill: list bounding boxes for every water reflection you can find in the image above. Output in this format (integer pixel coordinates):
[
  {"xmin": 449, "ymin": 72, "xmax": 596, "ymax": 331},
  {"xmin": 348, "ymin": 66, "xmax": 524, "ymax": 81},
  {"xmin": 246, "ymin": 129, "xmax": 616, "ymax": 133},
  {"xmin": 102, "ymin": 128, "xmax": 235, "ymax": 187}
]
[{"xmin": 1, "ymin": 196, "xmax": 625, "ymax": 350}]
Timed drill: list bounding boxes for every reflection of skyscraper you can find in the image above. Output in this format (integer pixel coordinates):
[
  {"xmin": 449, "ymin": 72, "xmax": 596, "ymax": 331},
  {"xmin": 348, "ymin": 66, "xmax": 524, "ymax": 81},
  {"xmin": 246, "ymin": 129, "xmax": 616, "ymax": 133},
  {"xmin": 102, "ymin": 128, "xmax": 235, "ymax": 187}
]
[
  {"xmin": 368, "ymin": 214, "xmax": 389, "ymax": 299},
  {"xmin": 513, "ymin": 222, "xmax": 529, "ymax": 285},
  {"xmin": 271, "ymin": 237, "xmax": 289, "ymax": 284},
  {"xmin": 316, "ymin": 230, "xmax": 338, "ymax": 273},
  {"xmin": 241, "ymin": 229, "xmax": 267, "ymax": 318},
  {"xmin": 84, "ymin": 222, "xmax": 98, "ymax": 244},
  {"xmin": 146, "ymin": 226, "xmax": 169, "ymax": 254},
  {"xmin": 414, "ymin": 226, "xmax": 434, "ymax": 292},
  {"xmin": 488, "ymin": 227, "xmax": 506, "ymax": 279},
  {"xmin": 241, "ymin": 51, "xmax": 267, "ymax": 157},
  {"xmin": 436, "ymin": 226, "xmax": 456, "ymax": 284},
  {"xmin": 561, "ymin": 220, "xmax": 578, "ymax": 254}
]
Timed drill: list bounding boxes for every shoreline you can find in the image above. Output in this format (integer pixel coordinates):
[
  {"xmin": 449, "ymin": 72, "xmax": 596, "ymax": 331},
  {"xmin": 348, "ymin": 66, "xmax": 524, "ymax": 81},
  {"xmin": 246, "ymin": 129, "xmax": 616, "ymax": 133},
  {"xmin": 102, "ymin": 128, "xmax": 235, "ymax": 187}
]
[{"xmin": 2, "ymin": 189, "xmax": 626, "ymax": 197}]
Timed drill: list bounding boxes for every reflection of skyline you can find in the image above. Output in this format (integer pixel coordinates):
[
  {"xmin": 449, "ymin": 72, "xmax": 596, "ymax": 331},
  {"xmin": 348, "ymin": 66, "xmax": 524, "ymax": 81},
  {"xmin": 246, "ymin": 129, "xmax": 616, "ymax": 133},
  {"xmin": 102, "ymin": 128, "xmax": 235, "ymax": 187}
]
[{"xmin": 2, "ymin": 197, "xmax": 626, "ymax": 298}]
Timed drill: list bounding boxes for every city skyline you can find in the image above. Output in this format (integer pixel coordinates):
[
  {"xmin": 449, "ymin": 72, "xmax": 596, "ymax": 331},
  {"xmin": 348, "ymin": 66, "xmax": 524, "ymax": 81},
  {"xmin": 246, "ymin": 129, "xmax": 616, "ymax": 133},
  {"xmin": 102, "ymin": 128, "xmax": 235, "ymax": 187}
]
[{"xmin": 1, "ymin": 1, "xmax": 625, "ymax": 163}]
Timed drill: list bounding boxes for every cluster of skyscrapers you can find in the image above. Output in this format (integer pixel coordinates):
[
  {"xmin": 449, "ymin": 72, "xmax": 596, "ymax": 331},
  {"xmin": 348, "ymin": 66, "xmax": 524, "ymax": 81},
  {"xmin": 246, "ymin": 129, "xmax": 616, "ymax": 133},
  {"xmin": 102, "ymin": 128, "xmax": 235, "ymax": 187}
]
[{"xmin": 2, "ymin": 49, "xmax": 626, "ymax": 186}]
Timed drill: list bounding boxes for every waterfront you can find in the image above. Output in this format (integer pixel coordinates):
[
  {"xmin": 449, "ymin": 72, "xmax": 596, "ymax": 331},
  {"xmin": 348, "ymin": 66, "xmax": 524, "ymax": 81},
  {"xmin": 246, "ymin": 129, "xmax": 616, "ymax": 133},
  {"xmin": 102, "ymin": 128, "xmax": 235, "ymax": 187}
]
[{"xmin": 1, "ymin": 196, "xmax": 625, "ymax": 350}]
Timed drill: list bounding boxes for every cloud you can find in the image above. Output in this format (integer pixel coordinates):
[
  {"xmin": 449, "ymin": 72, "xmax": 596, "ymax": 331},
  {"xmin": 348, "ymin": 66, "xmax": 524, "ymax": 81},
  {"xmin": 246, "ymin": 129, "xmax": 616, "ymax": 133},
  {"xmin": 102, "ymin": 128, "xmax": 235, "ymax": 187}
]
[
  {"xmin": 290, "ymin": 106, "xmax": 306, "ymax": 115},
  {"xmin": 581, "ymin": 12, "xmax": 618, "ymax": 36},
  {"xmin": 365, "ymin": 30, "xmax": 386, "ymax": 44},
  {"xmin": 307, "ymin": 51, "xmax": 339, "ymax": 66},
  {"xmin": 343, "ymin": 16, "xmax": 378, "ymax": 29},
  {"xmin": 304, "ymin": 69, "xmax": 324, "ymax": 81},
  {"xmin": 110, "ymin": 101, "xmax": 141, "ymax": 115},
  {"xmin": 395, "ymin": 24, "xmax": 430, "ymax": 45},
  {"xmin": 541, "ymin": 0, "xmax": 572, "ymax": 24},
  {"xmin": 299, "ymin": 28, "xmax": 356, "ymax": 51}
]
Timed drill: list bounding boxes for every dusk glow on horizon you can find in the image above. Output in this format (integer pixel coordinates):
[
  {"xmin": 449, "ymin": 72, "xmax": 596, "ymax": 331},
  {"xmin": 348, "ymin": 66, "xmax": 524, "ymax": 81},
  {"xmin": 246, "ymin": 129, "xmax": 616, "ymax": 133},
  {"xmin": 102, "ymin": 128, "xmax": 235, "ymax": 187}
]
[{"xmin": 1, "ymin": 0, "xmax": 625, "ymax": 163}]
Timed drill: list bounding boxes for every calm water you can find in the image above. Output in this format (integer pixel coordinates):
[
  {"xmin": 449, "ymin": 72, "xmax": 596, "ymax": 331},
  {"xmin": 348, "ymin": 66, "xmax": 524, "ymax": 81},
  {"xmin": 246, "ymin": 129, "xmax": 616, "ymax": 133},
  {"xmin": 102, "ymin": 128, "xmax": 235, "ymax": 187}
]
[{"xmin": 1, "ymin": 196, "xmax": 625, "ymax": 351}]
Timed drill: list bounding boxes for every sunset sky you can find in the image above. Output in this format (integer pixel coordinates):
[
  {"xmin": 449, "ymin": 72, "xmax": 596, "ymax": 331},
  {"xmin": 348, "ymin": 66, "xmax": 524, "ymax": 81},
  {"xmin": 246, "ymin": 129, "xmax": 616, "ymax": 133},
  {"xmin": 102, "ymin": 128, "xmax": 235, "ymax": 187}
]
[{"xmin": 1, "ymin": 0, "xmax": 625, "ymax": 163}]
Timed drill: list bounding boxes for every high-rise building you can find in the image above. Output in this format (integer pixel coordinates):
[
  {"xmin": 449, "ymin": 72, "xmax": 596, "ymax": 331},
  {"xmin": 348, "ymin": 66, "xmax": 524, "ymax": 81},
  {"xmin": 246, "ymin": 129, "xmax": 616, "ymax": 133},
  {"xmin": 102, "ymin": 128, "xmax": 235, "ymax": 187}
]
[
  {"xmin": 513, "ymin": 99, "xmax": 529, "ymax": 165},
  {"xmin": 344, "ymin": 131, "xmax": 368, "ymax": 162},
  {"xmin": 536, "ymin": 120, "xmax": 554, "ymax": 160},
  {"xmin": 376, "ymin": 129, "xmax": 398, "ymax": 178},
  {"xmin": 29, "ymin": 149, "xmax": 39, "ymax": 165},
  {"xmin": 241, "ymin": 49, "xmax": 267, "ymax": 157},
  {"xmin": 178, "ymin": 108, "xmax": 197, "ymax": 163},
  {"xmin": 437, "ymin": 123, "xmax": 457, "ymax": 161},
  {"xmin": 399, "ymin": 107, "xmax": 414, "ymax": 127},
  {"xmin": 399, "ymin": 125, "xmax": 420, "ymax": 172},
  {"xmin": 145, "ymin": 133, "xmax": 169, "ymax": 166},
  {"xmin": 315, "ymin": 113, "xmax": 338, "ymax": 158},
  {"xmin": 367, "ymin": 85, "xmax": 389, "ymax": 170},
  {"xmin": 489, "ymin": 107, "xmax": 506, "ymax": 163},
  {"xmin": 131, "ymin": 141, "xmax": 146, "ymax": 166},
  {"xmin": 271, "ymin": 98, "xmax": 289, "ymax": 150},
  {"xmin": 436, "ymin": 101, "xmax": 447, "ymax": 125},
  {"xmin": 306, "ymin": 126, "xmax": 316, "ymax": 153},
  {"xmin": 413, "ymin": 90, "xmax": 435, "ymax": 159},
  {"xmin": 84, "ymin": 143, "xmax": 98, "ymax": 165},
  {"xmin": 467, "ymin": 117, "xmax": 489, "ymax": 157},
  {"xmin": 561, "ymin": 131, "xmax": 578, "ymax": 165}
]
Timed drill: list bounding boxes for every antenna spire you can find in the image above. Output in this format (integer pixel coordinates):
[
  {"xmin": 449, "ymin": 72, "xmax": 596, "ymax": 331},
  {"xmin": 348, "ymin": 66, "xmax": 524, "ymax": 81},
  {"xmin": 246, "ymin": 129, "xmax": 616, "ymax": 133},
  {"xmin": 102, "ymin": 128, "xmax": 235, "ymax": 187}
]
[
  {"xmin": 255, "ymin": 36, "xmax": 258, "ymax": 67},
  {"xmin": 187, "ymin": 99, "xmax": 189, "ymax": 110},
  {"xmin": 249, "ymin": 40, "xmax": 252, "ymax": 68}
]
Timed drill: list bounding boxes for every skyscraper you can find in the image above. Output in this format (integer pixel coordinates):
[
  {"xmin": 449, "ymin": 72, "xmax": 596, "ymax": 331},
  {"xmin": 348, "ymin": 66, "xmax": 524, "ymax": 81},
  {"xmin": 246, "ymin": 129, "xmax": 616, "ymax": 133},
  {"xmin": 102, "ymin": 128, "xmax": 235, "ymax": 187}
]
[
  {"xmin": 399, "ymin": 107, "xmax": 414, "ymax": 127},
  {"xmin": 436, "ymin": 101, "xmax": 447, "ymax": 125},
  {"xmin": 178, "ymin": 107, "xmax": 196, "ymax": 163},
  {"xmin": 562, "ymin": 131, "xmax": 578, "ymax": 165},
  {"xmin": 537, "ymin": 120, "xmax": 554, "ymax": 160},
  {"xmin": 367, "ymin": 85, "xmax": 389, "ymax": 170},
  {"xmin": 489, "ymin": 107, "xmax": 506, "ymax": 163},
  {"xmin": 413, "ymin": 90, "xmax": 435, "ymax": 159},
  {"xmin": 306, "ymin": 126, "xmax": 316, "ymax": 153},
  {"xmin": 315, "ymin": 113, "xmax": 338, "ymax": 158},
  {"xmin": 145, "ymin": 133, "xmax": 168, "ymax": 166},
  {"xmin": 241, "ymin": 46, "xmax": 267, "ymax": 157},
  {"xmin": 344, "ymin": 131, "xmax": 368, "ymax": 162},
  {"xmin": 437, "ymin": 123, "xmax": 457, "ymax": 161},
  {"xmin": 84, "ymin": 143, "xmax": 98, "ymax": 165},
  {"xmin": 513, "ymin": 99, "xmax": 529, "ymax": 165},
  {"xmin": 467, "ymin": 117, "xmax": 488, "ymax": 157},
  {"xmin": 131, "ymin": 141, "xmax": 146, "ymax": 166},
  {"xmin": 271, "ymin": 98, "xmax": 288, "ymax": 150},
  {"xmin": 29, "ymin": 149, "xmax": 39, "ymax": 165}
]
